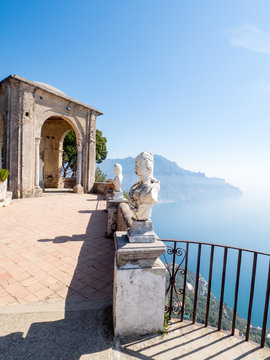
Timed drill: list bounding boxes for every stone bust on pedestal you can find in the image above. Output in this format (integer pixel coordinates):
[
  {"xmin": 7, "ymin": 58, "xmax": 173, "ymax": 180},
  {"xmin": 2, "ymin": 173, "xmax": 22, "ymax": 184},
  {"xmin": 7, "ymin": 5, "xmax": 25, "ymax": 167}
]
[
  {"xmin": 128, "ymin": 151, "xmax": 160, "ymax": 242},
  {"xmin": 112, "ymin": 163, "xmax": 125, "ymax": 201},
  {"xmin": 113, "ymin": 152, "xmax": 166, "ymax": 336},
  {"xmin": 129, "ymin": 151, "xmax": 160, "ymax": 221}
]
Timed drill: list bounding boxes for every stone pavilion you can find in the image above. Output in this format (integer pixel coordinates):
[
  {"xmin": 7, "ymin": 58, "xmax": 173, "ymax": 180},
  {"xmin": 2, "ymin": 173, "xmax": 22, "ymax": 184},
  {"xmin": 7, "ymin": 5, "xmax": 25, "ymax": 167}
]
[{"xmin": 0, "ymin": 75, "xmax": 103, "ymax": 198}]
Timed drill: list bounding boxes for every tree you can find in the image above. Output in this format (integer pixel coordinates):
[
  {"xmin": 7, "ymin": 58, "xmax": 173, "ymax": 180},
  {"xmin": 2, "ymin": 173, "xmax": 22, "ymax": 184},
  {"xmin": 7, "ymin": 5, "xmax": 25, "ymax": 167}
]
[
  {"xmin": 62, "ymin": 129, "xmax": 108, "ymax": 177},
  {"xmin": 96, "ymin": 129, "xmax": 108, "ymax": 163},
  {"xmin": 62, "ymin": 130, "xmax": 77, "ymax": 177},
  {"xmin": 95, "ymin": 167, "xmax": 107, "ymax": 182}
]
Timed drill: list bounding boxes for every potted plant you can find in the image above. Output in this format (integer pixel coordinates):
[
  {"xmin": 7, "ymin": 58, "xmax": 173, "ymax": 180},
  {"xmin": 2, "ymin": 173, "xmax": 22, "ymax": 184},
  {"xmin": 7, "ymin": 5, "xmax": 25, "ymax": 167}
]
[{"xmin": 106, "ymin": 179, "xmax": 114, "ymax": 190}]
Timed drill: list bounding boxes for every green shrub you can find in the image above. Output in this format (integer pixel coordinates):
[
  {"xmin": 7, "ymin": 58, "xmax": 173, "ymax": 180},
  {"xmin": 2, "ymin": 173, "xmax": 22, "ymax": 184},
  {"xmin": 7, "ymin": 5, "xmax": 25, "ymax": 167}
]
[
  {"xmin": 0, "ymin": 169, "xmax": 9, "ymax": 183},
  {"xmin": 95, "ymin": 167, "xmax": 107, "ymax": 182},
  {"xmin": 123, "ymin": 191, "xmax": 129, "ymax": 201}
]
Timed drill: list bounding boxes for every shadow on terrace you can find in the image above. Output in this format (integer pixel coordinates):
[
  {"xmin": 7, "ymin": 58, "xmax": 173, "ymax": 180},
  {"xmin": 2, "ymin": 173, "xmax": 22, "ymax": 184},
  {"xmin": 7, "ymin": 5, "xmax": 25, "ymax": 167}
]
[{"xmin": 115, "ymin": 320, "xmax": 270, "ymax": 359}]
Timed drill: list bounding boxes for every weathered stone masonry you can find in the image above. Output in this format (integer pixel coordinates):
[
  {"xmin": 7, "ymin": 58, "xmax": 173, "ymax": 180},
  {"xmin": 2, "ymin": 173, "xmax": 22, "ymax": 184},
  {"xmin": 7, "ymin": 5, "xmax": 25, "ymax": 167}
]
[{"xmin": 0, "ymin": 75, "xmax": 103, "ymax": 198}]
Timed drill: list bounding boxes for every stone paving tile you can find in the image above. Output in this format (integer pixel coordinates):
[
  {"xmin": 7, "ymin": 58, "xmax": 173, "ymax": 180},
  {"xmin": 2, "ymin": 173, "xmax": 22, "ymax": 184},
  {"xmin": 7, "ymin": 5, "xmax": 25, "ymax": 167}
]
[{"xmin": 0, "ymin": 193, "xmax": 114, "ymax": 308}]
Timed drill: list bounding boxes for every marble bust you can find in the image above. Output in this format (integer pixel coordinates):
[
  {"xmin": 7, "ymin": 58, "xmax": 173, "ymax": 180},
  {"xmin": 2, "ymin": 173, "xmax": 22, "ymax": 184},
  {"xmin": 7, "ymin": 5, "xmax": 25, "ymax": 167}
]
[
  {"xmin": 112, "ymin": 163, "xmax": 124, "ymax": 201},
  {"xmin": 113, "ymin": 164, "xmax": 123, "ymax": 192},
  {"xmin": 129, "ymin": 151, "xmax": 160, "ymax": 221}
]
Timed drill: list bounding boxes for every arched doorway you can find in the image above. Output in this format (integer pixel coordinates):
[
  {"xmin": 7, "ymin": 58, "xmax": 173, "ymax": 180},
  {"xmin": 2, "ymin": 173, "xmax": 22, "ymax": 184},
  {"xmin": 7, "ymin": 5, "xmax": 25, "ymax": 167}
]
[
  {"xmin": 61, "ymin": 130, "xmax": 77, "ymax": 189},
  {"xmin": 40, "ymin": 117, "xmax": 81, "ymax": 191}
]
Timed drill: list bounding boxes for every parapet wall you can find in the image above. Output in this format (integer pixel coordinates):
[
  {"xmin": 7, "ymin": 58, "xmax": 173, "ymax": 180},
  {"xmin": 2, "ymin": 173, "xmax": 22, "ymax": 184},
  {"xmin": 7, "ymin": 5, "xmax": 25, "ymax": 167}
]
[
  {"xmin": 62, "ymin": 178, "xmax": 76, "ymax": 189},
  {"xmin": 117, "ymin": 202, "xmax": 133, "ymax": 232},
  {"xmin": 93, "ymin": 182, "xmax": 108, "ymax": 195}
]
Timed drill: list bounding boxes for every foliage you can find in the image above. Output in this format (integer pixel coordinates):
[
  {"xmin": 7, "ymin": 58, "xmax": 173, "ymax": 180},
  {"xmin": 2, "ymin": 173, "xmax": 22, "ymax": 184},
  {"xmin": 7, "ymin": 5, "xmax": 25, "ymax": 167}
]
[
  {"xmin": 95, "ymin": 167, "xmax": 107, "ymax": 182},
  {"xmin": 0, "ymin": 169, "xmax": 9, "ymax": 183},
  {"xmin": 96, "ymin": 129, "xmax": 108, "ymax": 163},
  {"xmin": 62, "ymin": 130, "xmax": 77, "ymax": 178},
  {"xmin": 123, "ymin": 191, "xmax": 129, "ymax": 201},
  {"xmin": 62, "ymin": 129, "xmax": 108, "ymax": 178},
  {"xmin": 164, "ymin": 312, "xmax": 170, "ymax": 329}
]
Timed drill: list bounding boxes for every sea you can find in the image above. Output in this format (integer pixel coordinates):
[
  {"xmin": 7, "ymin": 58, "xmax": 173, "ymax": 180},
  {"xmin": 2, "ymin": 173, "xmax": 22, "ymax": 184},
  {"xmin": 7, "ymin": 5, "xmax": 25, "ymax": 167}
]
[{"xmin": 152, "ymin": 194, "xmax": 270, "ymax": 329}]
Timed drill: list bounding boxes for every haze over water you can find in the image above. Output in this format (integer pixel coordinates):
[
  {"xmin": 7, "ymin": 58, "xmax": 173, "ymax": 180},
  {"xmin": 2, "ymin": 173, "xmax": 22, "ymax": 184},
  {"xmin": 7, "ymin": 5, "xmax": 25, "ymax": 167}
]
[{"xmin": 152, "ymin": 193, "xmax": 270, "ymax": 328}]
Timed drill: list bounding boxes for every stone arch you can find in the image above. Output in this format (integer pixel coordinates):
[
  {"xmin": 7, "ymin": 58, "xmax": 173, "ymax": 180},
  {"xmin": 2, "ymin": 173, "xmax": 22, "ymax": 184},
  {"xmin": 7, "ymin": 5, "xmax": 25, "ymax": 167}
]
[
  {"xmin": 59, "ymin": 128, "xmax": 82, "ymax": 152},
  {"xmin": 37, "ymin": 110, "xmax": 84, "ymax": 142},
  {"xmin": 60, "ymin": 129, "xmax": 78, "ymax": 187},
  {"xmin": 39, "ymin": 116, "xmax": 81, "ymax": 189}
]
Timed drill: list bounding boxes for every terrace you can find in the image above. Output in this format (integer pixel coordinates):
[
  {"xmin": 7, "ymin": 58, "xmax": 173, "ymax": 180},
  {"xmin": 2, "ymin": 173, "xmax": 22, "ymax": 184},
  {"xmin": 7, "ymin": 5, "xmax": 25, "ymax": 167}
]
[{"xmin": 0, "ymin": 193, "xmax": 269, "ymax": 359}]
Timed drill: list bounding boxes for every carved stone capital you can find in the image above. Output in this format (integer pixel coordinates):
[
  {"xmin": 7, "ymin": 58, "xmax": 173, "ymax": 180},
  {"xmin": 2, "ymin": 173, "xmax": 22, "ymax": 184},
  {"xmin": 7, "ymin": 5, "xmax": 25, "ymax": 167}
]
[
  {"xmin": 77, "ymin": 138, "xmax": 83, "ymax": 150},
  {"xmin": 35, "ymin": 137, "xmax": 42, "ymax": 145}
]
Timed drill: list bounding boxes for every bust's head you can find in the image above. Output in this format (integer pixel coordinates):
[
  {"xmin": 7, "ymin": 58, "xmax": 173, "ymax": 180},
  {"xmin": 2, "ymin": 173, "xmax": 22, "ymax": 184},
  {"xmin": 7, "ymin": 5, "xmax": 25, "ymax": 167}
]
[
  {"xmin": 114, "ymin": 163, "xmax": 122, "ymax": 176},
  {"xmin": 135, "ymin": 151, "xmax": 154, "ymax": 179}
]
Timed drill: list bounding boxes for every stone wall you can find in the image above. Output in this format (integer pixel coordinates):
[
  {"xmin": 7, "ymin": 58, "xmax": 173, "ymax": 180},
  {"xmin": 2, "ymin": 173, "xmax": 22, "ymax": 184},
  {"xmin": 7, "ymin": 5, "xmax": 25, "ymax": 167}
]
[
  {"xmin": 62, "ymin": 178, "xmax": 76, "ymax": 188},
  {"xmin": 93, "ymin": 182, "xmax": 108, "ymax": 195}
]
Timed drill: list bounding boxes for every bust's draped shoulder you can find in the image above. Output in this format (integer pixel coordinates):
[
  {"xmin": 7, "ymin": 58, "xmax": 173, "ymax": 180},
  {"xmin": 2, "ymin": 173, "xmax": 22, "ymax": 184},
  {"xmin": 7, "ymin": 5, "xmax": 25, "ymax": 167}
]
[{"xmin": 129, "ymin": 179, "xmax": 160, "ymax": 211}]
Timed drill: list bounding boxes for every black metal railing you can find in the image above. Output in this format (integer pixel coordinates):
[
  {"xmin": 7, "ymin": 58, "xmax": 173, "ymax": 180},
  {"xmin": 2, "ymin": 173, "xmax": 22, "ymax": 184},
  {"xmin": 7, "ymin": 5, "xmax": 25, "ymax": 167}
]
[{"xmin": 160, "ymin": 239, "xmax": 270, "ymax": 348}]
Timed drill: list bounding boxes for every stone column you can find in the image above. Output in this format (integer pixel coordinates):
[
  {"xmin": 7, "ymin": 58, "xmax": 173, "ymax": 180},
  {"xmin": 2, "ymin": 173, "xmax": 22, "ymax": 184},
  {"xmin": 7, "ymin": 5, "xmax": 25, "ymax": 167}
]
[
  {"xmin": 77, "ymin": 142, "xmax": 82, "ymax": 185},
  {"xmin": 0, "ymin": 137, "xmax": 2, "ymax": 168},
  {"xmin": 34, "ymin": 138, "xmax": 43, "ymax": 197},
  {"xmin": 87, "ymin": 111, "xmax": 96, "ymax": 192},
  {"xmin": 57, "ymin": 149, "xmax": 64, "ymax": 189},
  {"xmin": 73, "ymin": 139, "xmax": 84, "ymax": 194},
  {"xmin": 35, "ymin": 138, "xmax": 41, "ymax": 187}
]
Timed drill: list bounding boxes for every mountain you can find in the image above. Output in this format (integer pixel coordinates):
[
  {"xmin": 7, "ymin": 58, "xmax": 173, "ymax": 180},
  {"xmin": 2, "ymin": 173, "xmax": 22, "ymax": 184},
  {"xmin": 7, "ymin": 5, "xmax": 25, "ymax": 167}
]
[{"xmin": 97, "ymin": 155, "xmax": 242, "ymax": 202}]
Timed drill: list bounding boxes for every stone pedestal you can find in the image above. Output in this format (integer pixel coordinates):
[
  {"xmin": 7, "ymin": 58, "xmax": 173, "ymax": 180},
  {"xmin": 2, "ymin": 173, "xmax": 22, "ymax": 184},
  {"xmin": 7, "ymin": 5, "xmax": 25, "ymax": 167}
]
[
  {"xmin": 73, "ymin": 184, "xmax": 84, "ymax": 194},
  {"xmin": 0, "ymin": 184, "xmax": 5, "ymax": 206},
  {"xmin": 112, "ymin": 190, "xmax": 125, "ymax": 202},
  {"xmin": 113, "ymin": 231, "xmax": 167, "ymax": 336},
  {"xmin": 107, "ymin": 199, "xmax": 128, "ymax": 238},
  {"xmin": 33, "ymin": 186, "xmax": 43, "ymax": 198},
  {"xmin": 0, "ymin": 180, "xmax": 13, "ymax": 207},
  {"xmin": 4, "ymin": 191, "xmax": 12, "ymax": 206},
  {"xmin": 128, "ymin": 219, "xmax": 156, "ymax": 243}
]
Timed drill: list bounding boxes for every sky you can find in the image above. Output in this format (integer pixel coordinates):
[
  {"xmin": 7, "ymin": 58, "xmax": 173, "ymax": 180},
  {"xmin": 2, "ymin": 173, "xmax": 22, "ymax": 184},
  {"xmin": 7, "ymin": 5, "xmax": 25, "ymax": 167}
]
[{"xmin": 0, "ymin": 0, "xmax": 270, "ymax": 195}]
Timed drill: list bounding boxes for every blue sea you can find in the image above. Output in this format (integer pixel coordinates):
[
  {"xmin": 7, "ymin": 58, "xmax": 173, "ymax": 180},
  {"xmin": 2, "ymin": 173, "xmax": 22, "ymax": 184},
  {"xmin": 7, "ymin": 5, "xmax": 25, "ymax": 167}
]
[{"xmin": 152, "ymin": 194, "xmax": 270, "ymax": 329}]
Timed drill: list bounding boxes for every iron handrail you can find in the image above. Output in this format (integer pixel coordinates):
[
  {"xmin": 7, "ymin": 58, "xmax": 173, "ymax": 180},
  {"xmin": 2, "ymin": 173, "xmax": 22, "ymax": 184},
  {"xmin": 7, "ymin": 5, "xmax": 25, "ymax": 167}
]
[
  {"xmin": 159, "ymin": 238, "xmax": 270, "ymax": 349},
  {"xmin": 159, "ymin": 238, "xmax": 270, "ymax": 257}
]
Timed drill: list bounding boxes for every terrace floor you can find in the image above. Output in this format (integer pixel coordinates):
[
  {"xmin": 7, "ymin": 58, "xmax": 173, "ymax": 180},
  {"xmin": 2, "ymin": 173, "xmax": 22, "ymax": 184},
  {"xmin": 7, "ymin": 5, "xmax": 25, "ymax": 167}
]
[
  {"xmin": 117, "ymin": 320, "xmax": 270, "ymax": 359},
  {"xmin": 0, "ymin": 193, "xmax": 269, "ymax": 359},
  {"xmin": 0, "ymin": 192, "xmax": 113, "ymax": 309}
]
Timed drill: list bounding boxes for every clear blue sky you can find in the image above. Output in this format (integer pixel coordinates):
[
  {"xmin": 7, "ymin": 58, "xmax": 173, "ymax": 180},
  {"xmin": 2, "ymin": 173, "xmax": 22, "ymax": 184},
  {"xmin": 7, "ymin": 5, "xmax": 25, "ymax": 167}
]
[{"xmin": 1, "ymin": 0, "xmax": 269, "ymax": 194}]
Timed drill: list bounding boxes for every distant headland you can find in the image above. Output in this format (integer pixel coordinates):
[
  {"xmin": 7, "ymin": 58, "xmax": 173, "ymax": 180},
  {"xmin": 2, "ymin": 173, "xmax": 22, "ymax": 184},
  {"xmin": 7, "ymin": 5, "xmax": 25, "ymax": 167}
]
[{"xmin": 97, "ymin": 154, "xmax": 242, "ymax": 202}]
